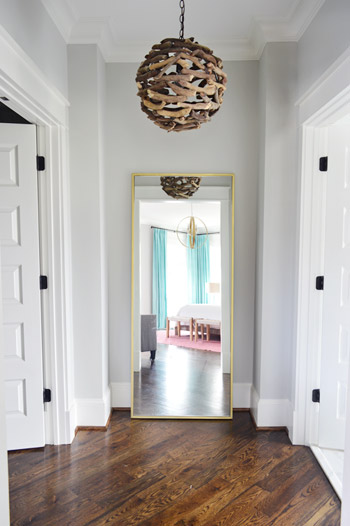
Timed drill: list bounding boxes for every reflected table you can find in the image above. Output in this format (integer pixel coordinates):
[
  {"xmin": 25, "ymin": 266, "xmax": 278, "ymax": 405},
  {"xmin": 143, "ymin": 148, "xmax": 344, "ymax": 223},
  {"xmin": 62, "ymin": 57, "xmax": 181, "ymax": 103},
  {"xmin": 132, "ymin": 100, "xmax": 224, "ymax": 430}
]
[{"xmin": 166, "ymin": 316, "xmax": 193, "ymax": 340}]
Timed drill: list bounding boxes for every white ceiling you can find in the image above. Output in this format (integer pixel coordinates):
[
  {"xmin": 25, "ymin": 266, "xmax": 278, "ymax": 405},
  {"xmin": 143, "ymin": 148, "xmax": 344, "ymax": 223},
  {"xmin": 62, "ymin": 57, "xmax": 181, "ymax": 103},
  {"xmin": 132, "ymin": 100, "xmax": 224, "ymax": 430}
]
[
  {"xmin": 41, "ymin": 0, "xmax": 325, "ymax": 61},
  {"xmin": 140, "ymin": 201, "xmax": 221, "ymax": 231}
]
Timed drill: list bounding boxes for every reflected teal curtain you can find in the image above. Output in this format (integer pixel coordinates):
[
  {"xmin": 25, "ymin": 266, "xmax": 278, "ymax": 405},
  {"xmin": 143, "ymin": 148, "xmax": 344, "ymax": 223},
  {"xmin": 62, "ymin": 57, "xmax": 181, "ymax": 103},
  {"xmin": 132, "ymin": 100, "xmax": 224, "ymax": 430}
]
[
  {"xmin": 152, "ymin": 228, "xmax": 167, "ymax": 329},
  {"xmin": 187, "ymin": 235, "xmax": 210, "ymax": 304}
]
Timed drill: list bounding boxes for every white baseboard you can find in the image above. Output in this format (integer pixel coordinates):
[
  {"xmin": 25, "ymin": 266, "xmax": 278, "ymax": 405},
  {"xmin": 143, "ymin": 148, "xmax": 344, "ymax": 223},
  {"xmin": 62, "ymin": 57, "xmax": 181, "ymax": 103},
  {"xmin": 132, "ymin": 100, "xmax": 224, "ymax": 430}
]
[
  {"xmin": 233, "ymin": 383, "xmax": 252, "ymax": 408},
  {"xmin": 250, "ymin": 385, "xmax": 259, "ymax": 423},
  {"xmin": 250, "ymin": 385, "xmax": 293, "ymax": 429},
  {"xmin": 287, "ymin": 403, "xmax": 295, "ymax": 442},
  {"xmin": 289, "ymin": 408, "xmax": 305, "ymax": 445},
  {"xmin": 66, "ymin": 404, "xmax": 77, "ymax": 443},
  {"xmin": 74, "ymin": 387, "xmax": 111, "ymax": 427},
  {"xmin": 111, "ymin": 382, "xmax": 131, "ymax": 408},
  {"xmin": 110, "ymin": 381, "xmax": 251, "ymax": 410}
]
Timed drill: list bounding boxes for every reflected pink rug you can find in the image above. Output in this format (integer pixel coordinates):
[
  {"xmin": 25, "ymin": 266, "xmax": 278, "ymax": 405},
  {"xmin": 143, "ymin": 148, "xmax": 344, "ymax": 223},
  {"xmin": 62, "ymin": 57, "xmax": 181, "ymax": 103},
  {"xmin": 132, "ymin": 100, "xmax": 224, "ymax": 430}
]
[{"xmin": 157, "ymin": 330, "xmax": 221, "ymax": 353}]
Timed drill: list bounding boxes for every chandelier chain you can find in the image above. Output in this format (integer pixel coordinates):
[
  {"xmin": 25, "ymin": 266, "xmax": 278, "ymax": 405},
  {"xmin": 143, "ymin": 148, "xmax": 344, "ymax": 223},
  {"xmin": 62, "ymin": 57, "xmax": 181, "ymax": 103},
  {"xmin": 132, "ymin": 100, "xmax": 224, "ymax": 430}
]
[{"xmin": 179, "ymin": 0, "xmax": 185, "ymax": 40}]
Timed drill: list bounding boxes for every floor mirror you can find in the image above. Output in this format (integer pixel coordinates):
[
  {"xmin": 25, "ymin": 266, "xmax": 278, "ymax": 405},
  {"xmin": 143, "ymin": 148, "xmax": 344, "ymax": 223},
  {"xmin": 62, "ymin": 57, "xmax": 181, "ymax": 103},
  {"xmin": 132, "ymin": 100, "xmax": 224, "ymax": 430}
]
[{"xmin": 131, "ymin": 173, "xmax": 234, "ymax": 419}]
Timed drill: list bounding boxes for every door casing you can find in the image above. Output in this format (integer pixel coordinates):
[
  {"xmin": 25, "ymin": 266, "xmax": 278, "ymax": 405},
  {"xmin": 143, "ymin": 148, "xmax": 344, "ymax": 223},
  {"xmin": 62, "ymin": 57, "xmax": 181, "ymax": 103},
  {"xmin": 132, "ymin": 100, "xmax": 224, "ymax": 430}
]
[
  {"xmin": 293, "ymin": 57, "xmax": 350, "ymax": 448},
  {"xmin": 0, "ymin": 31, "xmax": 74, "ymax": 446}
]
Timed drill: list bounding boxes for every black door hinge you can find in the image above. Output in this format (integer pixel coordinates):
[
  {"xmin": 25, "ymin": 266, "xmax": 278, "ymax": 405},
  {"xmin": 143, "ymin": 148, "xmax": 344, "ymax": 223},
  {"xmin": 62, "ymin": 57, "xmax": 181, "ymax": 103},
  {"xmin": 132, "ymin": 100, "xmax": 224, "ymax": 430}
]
[
  {"xmin": 316, "ymin": 276, "xmax": 324, "ymax": 290},
  {"xmin": 312, "ymin": 389, "xmax": 320, "ymax": 403},
  {"xmin": 40, "ymin": 275, "xmax": 48, "ymax": 290},
  {"xmin": 36, "ymin": 155, "xmax": 45, "ymax": 171},
  {"xmin": 319, "ymin": 156, "xmax": 328, "ymax": 172},
  {"xmin": 43, "ymin": 388, "xmax": 51, "ymax": 403}
]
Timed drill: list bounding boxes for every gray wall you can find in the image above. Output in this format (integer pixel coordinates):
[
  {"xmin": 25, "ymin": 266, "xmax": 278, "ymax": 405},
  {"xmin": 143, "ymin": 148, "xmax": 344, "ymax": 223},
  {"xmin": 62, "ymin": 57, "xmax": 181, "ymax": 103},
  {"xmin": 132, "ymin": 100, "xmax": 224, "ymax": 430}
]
[
  {"xmin": 68, "ymin": 45, "xmax": 108, "ymax": 400},
  {"xmin": 106, "ymin": 60, "xmax": 259, "ymax": 387},
  {"xmin": 0, "ymin": 0, "xmax": 68, "ymax": 97},
  {"xmin": 254, "ymin": 43, "xmax": 298, "ymax": 401},
  {"xmin": 297, "ymin": 0, "xmax": 350, "ymax": 98}
]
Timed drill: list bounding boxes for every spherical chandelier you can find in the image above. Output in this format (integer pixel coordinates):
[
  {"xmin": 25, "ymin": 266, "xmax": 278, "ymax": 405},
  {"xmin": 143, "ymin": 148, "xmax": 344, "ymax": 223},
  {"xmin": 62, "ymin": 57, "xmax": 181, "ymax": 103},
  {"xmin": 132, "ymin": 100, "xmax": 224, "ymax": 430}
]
[
  {"xmin": 135, "ymin": 0, "xmax": 227, "ymax": 132},
  {"xmin": 160, "ymin": 176, "xmax": 201, "ymax": 199}
]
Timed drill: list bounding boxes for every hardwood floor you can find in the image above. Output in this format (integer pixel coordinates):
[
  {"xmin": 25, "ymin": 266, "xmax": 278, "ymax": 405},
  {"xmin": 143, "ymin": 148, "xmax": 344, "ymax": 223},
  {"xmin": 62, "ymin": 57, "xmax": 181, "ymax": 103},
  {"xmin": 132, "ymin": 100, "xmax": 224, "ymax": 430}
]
[
  {"xmin": 8, "ymin": 412, "xmax": 341, "ymax": 525},
  {"xmin": 133, "ymin": 343, "xmax": 231, "ymax": 417}
]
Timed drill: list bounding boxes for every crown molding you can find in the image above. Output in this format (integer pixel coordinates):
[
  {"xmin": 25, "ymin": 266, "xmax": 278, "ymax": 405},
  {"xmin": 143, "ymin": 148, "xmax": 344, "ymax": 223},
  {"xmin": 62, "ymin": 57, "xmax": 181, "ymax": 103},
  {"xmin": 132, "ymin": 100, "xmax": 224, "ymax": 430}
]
[
  {"xmin": 257, "ymin": 0, "xmax": 326, "ymax": 42},
  {"xmin": 108, "ymin": 39, "xmax": 260, "ymax": 64},
  {"xmin": 287, "ymin": 0, "xmax": 326, "ymax": 40},
  {"xmin": 40, "ymin": 0, "xmax": 77, "ymax": 41},
  {"xmin": 68, "ymin": 17, "xmax": 116, "ymax": 59},
  {"xmin": 41, "ymin": 0, "xmax": 326, "ymax": 62}
]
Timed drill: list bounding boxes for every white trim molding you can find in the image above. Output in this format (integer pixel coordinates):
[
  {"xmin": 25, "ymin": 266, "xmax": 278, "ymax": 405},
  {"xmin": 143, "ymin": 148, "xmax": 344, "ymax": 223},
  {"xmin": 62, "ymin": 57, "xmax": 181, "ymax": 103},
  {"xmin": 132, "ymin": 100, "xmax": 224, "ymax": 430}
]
[
  {"xmin": 291, "ymin": 124, "xmax": 328, "ymax": 446},
  {"xmin": 251, "ymin": 386, "xmax": 293, "ymax": 430},
  {"xmin": 233, "ymin": 383, "xmax": 252, "ymax": 409},
  {"xmin": 293, "ymin": 54, "xmax": 350, "ymax": 448},
  {"xmin": 297, "ymin": 46, "xmax": 350, "ymax": 125},
  {"xmin": 111, "ymin": 382, "xmax": 131, "ymax": 408},
  {"xmin": 0, "ymin": 25, "xmax": 69, "ymax": 125},
  {"xmin": 0, "ymin": 26, "xmax": 74, "ymax": 446},
  {"xmin": 74, "ymin": 388, "xmax": 111, "ymax": 427},
  {"xmin": 41, "ymin": 0, "xmax": 325, "ymax": 62},
  {"xmin": 66, "ymin": 404, "xmax": 77, "ymax": 444},
  {"xmin": 40, "ymin": 0, "xmax": 78, "ymax": 42}
]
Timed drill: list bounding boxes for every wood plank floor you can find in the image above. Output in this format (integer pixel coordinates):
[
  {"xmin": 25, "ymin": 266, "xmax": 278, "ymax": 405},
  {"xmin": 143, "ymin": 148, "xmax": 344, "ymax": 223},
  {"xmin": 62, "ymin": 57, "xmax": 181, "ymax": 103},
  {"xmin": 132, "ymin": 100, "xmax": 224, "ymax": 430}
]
[
  {"xmin": 133, "ymin": 344, "xmax": 231, "ymax": 417},
  {"xmin": 8, "ymin": 412, "xmax": 341, "ymax": 525}
]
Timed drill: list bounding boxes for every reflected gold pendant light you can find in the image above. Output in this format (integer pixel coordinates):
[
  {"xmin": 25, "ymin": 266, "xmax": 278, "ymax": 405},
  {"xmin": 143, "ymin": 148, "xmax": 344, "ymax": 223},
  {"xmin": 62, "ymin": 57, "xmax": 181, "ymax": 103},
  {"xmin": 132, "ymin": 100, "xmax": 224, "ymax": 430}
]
[
  {"xmin": 135, "ymin": 0, "xmax": 227, "ymax": 132},
  {"xmin": 176, "ymin": 215, "xmax": 208, "ymax": 250}
]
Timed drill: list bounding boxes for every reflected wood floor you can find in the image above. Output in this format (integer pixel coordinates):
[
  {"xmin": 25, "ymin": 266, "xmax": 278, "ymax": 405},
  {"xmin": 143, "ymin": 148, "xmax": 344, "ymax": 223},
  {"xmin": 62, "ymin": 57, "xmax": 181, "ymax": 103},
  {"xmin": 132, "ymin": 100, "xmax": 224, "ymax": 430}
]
[
  {"xmin": 133, "ymin": 343, "xmax": 231, "ymax": 417},
  {"xmin": 8, "ymin": 412, "xmax": 341, "ymax": 526}
]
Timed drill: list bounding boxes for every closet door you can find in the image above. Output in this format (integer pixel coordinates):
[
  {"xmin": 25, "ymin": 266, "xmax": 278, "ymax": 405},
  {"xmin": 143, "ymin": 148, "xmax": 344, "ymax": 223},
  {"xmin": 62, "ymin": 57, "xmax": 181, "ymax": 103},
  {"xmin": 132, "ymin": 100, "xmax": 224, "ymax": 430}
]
[
  {"xmin": 319, "ymin": 122, "xmax": 350, "ymax": 450},
  {"xmin": 0, "ymin": 123, "xmax": 44, "ymax": 450}
]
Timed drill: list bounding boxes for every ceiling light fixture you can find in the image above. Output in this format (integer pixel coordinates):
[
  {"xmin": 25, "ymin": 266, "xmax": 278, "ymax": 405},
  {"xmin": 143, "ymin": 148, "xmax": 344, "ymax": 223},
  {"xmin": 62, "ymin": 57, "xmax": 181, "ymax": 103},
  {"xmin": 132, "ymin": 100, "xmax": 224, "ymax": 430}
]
[
  {"xmin": 136, "ymin": 0, "xmax": 227, "ymax": 132},
  {"xmin": 160, "ymin": 176, "xmax": 201, "ymax": 199},
  {"xmin": 176, "ymin": 215, "xmax": 208, "ymax": 250}
]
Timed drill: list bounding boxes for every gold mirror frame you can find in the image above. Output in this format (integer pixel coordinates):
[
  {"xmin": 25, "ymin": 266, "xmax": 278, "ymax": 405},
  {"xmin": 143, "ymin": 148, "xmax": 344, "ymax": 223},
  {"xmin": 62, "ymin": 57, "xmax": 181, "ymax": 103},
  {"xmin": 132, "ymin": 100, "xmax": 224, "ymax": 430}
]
[{"xmin": 131, "ymin": 173, "xmax": 234, "ymax": 419}]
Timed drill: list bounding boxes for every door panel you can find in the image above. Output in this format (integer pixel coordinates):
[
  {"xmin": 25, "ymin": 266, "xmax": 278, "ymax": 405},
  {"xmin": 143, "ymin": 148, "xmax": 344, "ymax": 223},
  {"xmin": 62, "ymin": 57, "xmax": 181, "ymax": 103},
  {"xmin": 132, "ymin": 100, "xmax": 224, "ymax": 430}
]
[
  {"xmin": 0, "ymin": 123, "xmax": 44, "ymax": 450},
  {"xmin": 319, "ymin": 122, "xmax": 350, "ymax": 450}
]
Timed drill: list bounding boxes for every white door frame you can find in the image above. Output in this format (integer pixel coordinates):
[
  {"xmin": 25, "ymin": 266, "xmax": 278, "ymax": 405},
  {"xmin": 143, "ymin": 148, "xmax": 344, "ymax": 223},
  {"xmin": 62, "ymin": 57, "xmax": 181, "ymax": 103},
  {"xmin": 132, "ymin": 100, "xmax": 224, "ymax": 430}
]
[
  {"xmin": 293, "ymin": 49, "xmax": 350, "ymax": 525},
  {"xmin": 294, "ymin": 94, "xmax": 350, "ymax": 446},
  {"xmin": 0, "ymin": 27, "xmax": 75, "ymax": 445},
  {"xmin": 293, "ymin": 46, "xmax": 350, "ymax": 447}
]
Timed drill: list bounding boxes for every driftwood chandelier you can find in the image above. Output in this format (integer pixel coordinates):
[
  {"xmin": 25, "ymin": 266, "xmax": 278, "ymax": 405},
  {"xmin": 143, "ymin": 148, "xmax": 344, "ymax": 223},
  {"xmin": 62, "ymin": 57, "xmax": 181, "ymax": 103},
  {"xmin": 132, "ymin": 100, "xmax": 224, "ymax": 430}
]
[
  {"xmin": 160, "ymin": 176, "xmax": 201, "ymax": 199},
  {"xmin": 136, "ymin": 0, "xmax": 227, "ymax": 132}
]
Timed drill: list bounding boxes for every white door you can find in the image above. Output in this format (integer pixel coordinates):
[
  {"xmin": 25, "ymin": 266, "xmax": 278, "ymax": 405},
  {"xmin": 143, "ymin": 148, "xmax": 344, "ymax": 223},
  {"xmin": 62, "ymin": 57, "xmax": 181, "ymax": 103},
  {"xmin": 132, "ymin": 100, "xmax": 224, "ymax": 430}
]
[
  {"xmin": 0, "ymin": 123, "xmax": 45, "ymax": 450},
  {"xmin": 319, "ymin": 121, "xmax": 350, "ymax": 450}
]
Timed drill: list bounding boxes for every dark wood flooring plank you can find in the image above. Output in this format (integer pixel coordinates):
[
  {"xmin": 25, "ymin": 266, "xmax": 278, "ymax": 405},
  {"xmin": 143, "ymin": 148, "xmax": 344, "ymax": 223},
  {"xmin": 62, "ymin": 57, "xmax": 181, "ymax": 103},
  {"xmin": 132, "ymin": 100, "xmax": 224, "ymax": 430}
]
[
  {"xmin": 199, "ymin": 484, "xmax": 272, "ymax": 526},
  {"xmin": 266, "ymin": 477, "xmax": 340, "ymax": 526},
  {"xmin": 134, "ymin": 477, "xmax": 234, "ymax": 526},
  {"xmin": 8, "ymin": 412, "xmax": 341, "ymax": 526},
  {"xmin": 303, "ymin": 495, "xmax": 342, "ymax": 526}
]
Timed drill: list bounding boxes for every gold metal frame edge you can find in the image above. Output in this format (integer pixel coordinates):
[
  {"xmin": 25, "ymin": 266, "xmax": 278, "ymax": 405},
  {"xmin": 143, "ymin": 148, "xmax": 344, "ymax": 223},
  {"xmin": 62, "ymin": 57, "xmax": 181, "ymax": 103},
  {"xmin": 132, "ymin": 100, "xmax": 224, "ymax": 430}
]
[{"xmin": 131, "ymin": 415, "xmax": 233, "ymax": 420}]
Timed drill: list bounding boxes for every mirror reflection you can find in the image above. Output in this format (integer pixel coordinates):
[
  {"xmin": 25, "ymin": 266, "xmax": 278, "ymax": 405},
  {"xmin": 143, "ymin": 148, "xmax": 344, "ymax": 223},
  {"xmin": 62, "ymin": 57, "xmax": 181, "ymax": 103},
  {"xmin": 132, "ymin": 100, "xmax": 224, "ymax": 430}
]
[{"xmin": 132, "ymin": 174, "xmax": 233, "ymax": 418}]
